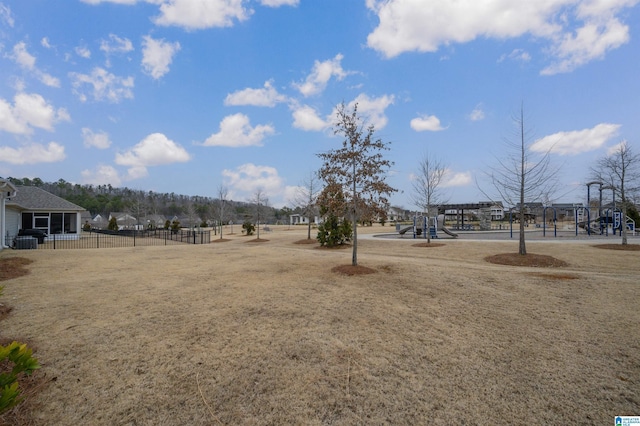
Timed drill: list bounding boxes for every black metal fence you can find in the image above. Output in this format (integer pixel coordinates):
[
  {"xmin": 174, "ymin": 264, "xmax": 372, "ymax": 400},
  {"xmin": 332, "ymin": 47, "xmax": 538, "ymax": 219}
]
[{"xmin": 16, "ymin": 229, "xmax": 212, "ymax": 250}]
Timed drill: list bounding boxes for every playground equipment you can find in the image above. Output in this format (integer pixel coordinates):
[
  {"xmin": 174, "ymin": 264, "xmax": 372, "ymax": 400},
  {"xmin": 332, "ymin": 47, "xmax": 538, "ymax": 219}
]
[{"xmin": 397, "ymin": 215, "xmax": 458, "ymax": 238}]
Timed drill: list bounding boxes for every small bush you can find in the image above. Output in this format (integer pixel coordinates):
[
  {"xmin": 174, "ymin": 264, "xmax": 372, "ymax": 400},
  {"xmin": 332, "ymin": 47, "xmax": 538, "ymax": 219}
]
[
  {"xmin": 242, "ymin": 221, "xmax": 255, "ymax": 235},
  {"xmin": 107, "ymin": 217, "xmax": 118, "ymax": 231},
  {"xmin": 317, "ymin": 215, "xmax": 352, "ymax": 247},
  {"xmin": 0, "ymin": 342, "xmax": 40, "ymax": 413},
  {"xmin": 170, "ymin": 220, "xmax": 180, "ymax": 234}
]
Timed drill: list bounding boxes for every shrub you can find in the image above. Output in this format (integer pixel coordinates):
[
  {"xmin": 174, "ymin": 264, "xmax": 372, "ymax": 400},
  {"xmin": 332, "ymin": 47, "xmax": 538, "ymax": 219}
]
[
  {"xmin": 317, "ymin": 215, "xmax": 352, "ymax": 247},
  {"xmin": 107, "ymin": 217, "xmax": 118, "ymax": 231},
  {"xmin": 82, "ymin": 221, "xmax": 91, "ymax": 231},
  {"xmin": 242, "ymin": 221, "xmax": 255, "ymax": 236},
  {"xmin": 170, "ymin": 220, "xmax": 180, "ymax": 234},
  {"xmin": 164, "ymin": 220, "xmax": 171, "ymax": 230},
  {"xmin": 0, "ymin": 342, "xmax": 40, "ymax": 413}
]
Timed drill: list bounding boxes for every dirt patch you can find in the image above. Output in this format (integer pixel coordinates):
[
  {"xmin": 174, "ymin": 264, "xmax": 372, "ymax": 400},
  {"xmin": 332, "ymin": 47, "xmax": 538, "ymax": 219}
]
[
  {"xmin": 0, "ymin": 304, "xmax": 12, "ymax": 321},
  {"xmin": 412, "ymin": 242, "xmax": 445, "ymax": 248},
  {"xmin": 0, "ymin": 257, "xmax": 33, "ymax": 282},
  {"xmin": 245, "ymin": 238, "xmax": 269, "ymax": 243},
  {"xmin": 331, "ymin": 264, "xmax": 377, "ymax": 275},
  {"xmin": 527, "ymin": 272, "xmax": 581, "ymax": 280},
  {"xmin": 592, "ymin": 243, "xmax": 640, "ymax": 251},
  {"xmin": 293, "ymin": 239, "xmax": 317, "ymax": 245},
  {"xmin": 485, "ymin": 253, "xmax": 569, "ymax": 268},
  {"xmin": 211, "ymin": 238, "xmax": 231, "ymax": 243},
  {"xmin": 315, "ymin": 243, "xmax": 351, "ymax": 250}
]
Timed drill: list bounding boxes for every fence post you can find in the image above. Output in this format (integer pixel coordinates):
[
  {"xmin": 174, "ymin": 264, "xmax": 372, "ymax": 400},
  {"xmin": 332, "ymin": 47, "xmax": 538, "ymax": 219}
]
[
  {"xmin": 97, "ymin": 231, "xmax": 99, "ymax": 249},
  {"xmin": 133, "ymin": 230, "xmax": 136, "ymax": 247}
]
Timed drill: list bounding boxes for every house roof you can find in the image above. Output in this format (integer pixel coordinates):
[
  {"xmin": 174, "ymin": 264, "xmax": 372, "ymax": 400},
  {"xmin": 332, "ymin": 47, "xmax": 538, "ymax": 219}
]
[{"xmin": 7, "ymin": 186, "xmax": 85, "ymax": 212}]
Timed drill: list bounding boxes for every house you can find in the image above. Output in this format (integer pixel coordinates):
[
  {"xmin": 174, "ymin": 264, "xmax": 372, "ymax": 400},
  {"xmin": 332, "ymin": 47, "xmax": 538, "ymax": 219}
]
[
  {"xmin": 3, "ymin": 185, "xmax": 86, "ymax": 242},
  {"xmin": 1, "ymin": 179, "xmax": 18, "ymax": 250},
  {"xmin": 108, "ymin": 212, "xmax": 141, "ymax": 230},
  {"xmin": 289, "ymin": 214, "xmax": 321, "ymax": 226}
]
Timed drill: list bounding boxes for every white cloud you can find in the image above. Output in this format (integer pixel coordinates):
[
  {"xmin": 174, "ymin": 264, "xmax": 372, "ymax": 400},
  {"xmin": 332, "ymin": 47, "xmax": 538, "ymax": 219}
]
[
  {"xmin": 606, "ymin": 140, "xmax": 628, "ymax": 156},
  {"xmin": 294, "ymin": 54, "xmax": 351, "ymax": 97},
  {"xmin": 75, "ymin": 45, "xmax": 92, "ymax": 59},
  {"xmin": 541, "ymin": 17, "xmax": 630, "ymax": 75},
  {"xmin": 81, "ymin": 165, "xmax": 123, "ymax": 187},
  {"xmin": 82, "ymin": 128, "xmax": 112, "ymax": 149},
  {"xmin": 224, "ymin": 80, "xmax": 287, "ymax": 107},
  {"xmin": 115, "ymin": 133, "xmax": 191, "ymax": 168},
  {"xmin": 100, "ymin": 33, "xmax": 134, "ymax": 55},
  {"xmin": 41, "ymin": 37, "xmax": 52, "ymax": 49},
  {"xmin": 0, "ymin": 142, "xmax": 65, "ymax": 164},
  {"xmin": 291, "ymin": 104, "xmax": 328, "ymax": 131},
  {"xmin": 340, "ymin": 93, "xmax": 394, "ymax": 130},
  {"xmin": 468, "ymin": 105, "xmax": 485, "ymax": 122},
  {"xmin": 442, "ymin": 170, "xmax": 472, "ymax": 188},
  {"xmin": 202, "ymin": 113, "xmax": 275, "ymax": 147},
  {"xmin": 222, "ymin": 163, "xmax": 284, "ymax": 197},
  {"xmin": 366, "ymin": 0, "xmax": 637, "ymax": 73},
  {"xmin": 153, "ymin": 0, "xmax": 252, "ymax": 30},
  {"xmin": 531, "ymin": 123, "xmax": 621, "ymax": 155},
  {"xmin": 69, "ymin": 67, "xmax": 134, "ymax": 103},
  {"xmin": 0, "ymin": 3, "xmax": 14, "ymax": 27},
  {"xmin": 9, "ymin": 42, "xmax": 61, "ymax": 88},
  {"xmin": 141, "ymin": 35, "xmax": 181, "ymax": 79},
  {"xmin": 0, "ymin": 93, "xmax": 69, "ymax": 135},
  {"xmin": 410, "ymin": 114, "xmax": 446, "ymax": 132},
  {"xmin": 11, "ymin": 42, "xmax": 36, "ymax": 69},
  {"xmin": 498, "ymin": 48, "xmax": 531, "ymax": 63},
  {"xmin": 260, "ymin": 0, "xmax": 299, "ymax": 6}
]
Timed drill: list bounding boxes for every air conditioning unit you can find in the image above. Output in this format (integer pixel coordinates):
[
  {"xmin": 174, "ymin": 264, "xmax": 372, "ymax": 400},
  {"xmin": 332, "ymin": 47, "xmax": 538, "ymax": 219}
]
[{"xmin": 15, "ymin": 236, "xmax": 37, "ymax": 249}]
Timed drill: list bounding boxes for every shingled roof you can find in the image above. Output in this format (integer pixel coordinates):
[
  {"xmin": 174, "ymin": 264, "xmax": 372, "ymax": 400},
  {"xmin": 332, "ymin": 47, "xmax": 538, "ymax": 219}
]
[{"xmin": 6, "ymin": 186, "xmax": 85, "ymax": 212}]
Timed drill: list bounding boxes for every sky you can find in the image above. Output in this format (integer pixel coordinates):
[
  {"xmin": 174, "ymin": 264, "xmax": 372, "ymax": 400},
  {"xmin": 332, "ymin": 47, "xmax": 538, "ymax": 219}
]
[{"xmin": 0, "ymin": 0, "xmax": 639, "ymax": 209}]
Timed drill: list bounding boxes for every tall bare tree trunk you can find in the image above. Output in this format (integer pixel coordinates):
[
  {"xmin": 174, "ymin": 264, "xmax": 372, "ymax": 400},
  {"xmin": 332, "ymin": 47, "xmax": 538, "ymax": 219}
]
[{"xmin": 519, "ymin": 108, "xmax": 527, "ymax": 255}]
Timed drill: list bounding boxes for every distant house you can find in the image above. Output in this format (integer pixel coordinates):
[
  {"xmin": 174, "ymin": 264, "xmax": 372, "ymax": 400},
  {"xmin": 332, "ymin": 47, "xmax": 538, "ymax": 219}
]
[
  {"xmin": 141, "ymin": 214, "xmax": 167, "ymax": 229},
  {"xmin": 1, "ymin": 179, "xmax": 18, "ymax": 250},
  {"xmin": 4, "ymin": 185, "xmax": 86, "ymax": 242},
  {"xmin": 289, "ymin": 214, "xmax": 321, "ymax": 226},
  {"xmin": 108, "ymin": 212, "xmax": 140, "ymax": 230}
]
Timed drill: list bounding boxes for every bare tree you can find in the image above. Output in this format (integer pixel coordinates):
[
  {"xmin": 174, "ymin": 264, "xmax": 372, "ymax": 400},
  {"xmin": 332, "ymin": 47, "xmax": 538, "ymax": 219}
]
[
  {"xmin": 411, "ymin": 152, "xmax": 448, "ymax": 243},
  {"xmin": 216, "ymin": 185, "xmax": 228, "ymax": 239},
  {"xmin": 591, "ymin": 141, "xmax": 639, "ymax": 245},
  {"xmin": 317, "ymin": 102, "xmax": 397, "ymax": 266},
  {"xmin": 293, "ymin": 171, "xmax": 321, "ymax": 240},
  {"xmin": 250, "ymin": 188, "xmax": 268, "ymax": 240},
  {"xmin": 482, "ymin": 106, "xmax": 560, "ymax": 255}
]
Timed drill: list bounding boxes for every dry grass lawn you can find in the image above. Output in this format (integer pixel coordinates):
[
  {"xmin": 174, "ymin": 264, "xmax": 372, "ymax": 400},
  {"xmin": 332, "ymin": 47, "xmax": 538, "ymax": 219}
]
[{"xmin": 0, "ymin": 225, "xmax": 638, "ymax": 425}]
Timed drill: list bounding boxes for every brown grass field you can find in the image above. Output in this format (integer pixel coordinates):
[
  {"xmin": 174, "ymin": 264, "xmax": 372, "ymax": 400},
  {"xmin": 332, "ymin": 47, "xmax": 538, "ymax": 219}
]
[{"xmin": 0, "ymin": 225, "xmax": 638, "ymax": 425}]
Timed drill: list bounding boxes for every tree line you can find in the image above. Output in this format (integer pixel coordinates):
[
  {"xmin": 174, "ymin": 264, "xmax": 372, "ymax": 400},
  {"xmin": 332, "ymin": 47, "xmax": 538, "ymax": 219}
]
[{"xmin": 2, "ymin": 177, "xmax": 295, "ymax": 225}]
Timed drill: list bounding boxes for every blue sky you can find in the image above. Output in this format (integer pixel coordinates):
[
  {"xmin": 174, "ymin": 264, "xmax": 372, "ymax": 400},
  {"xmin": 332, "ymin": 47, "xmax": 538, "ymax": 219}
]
[{"xmin": 1, "ymin": 0, "xmax": 638, "ymax": 208}]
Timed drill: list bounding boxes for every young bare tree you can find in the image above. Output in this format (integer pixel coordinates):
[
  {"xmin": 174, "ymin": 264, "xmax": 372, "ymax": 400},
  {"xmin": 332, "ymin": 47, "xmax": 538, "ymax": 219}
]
[
  {"xmin": 317, "ymin": 102, "xmax": 397, "ymax": 266},
  {"xmin": 293, "ymin": 171, "xmax": 321, "ymax": 240},
  {"xmin": 250, "ymin": 188, "xmax": 268, "ymax": 240},
  {"xmin": 411, "ymin": 152, "xmax": 448, "ymax": 243},
  {"xmin": 591, "ymin": 141, "xmax": 639, "ymax": 245},
  {"xmin": 216, "ymin": 185, "xmax": 228, "ymax": 239},
  {"xmin": 482, "ymin": 107, "xmax": 560, "ymax": 255}
]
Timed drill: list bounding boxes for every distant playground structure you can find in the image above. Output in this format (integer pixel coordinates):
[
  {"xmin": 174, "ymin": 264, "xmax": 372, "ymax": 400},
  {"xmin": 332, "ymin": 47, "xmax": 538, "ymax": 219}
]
[
  {"xmin": 386, "ymin": 191, "xmax": 636, "ymax": 239},
  {"xmin": 575, "ymin": 181, "xmax": 637, "ymax": 236}
]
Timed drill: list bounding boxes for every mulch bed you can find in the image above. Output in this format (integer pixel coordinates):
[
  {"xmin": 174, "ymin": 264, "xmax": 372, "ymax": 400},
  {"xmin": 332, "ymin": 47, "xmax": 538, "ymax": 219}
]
[
  {"xmin": 245, "ymin": 238, "xmax": 269, "ymax": 243},
  {"xmin": 0, "ymin": 257, "xmax": 33, "ymax": 282},
  {"xmin": 412, "ymin": 242, "xmax": 445, "ymax": 248},
  {"xmin": 591, "ymin": 244, "xmax": 640, "ymax": 251},
  {"xmin": 527, "ymin": 272, "xmax": 581, "ymax": 280},
  {"xmin": 485, "ymin": 253, "xmax": 569, "ymax": 268},
  {"xmin": 211, "ymin": 238, "xmax": 232, "ymax": 243},
  {"xmin": 293, "ymin": 239, "xmax": 318, "ymax": 245},
  {"xmin": 331, "ymin": 264, "xmax": 377, "ymax": 276}
]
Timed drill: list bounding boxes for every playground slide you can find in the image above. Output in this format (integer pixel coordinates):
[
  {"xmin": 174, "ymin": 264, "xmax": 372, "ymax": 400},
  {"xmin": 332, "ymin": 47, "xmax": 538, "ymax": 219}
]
[
  {"xmin": 439, "ymin": 226, "xmax": 459, "ymax": 238},
  {"xmin": 398, "ymin": 225, "xmax": 413, "ymax": 235},
  {"xmin": 436, "ymin": 214, "xmax": 458, "ymax": 238}
]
